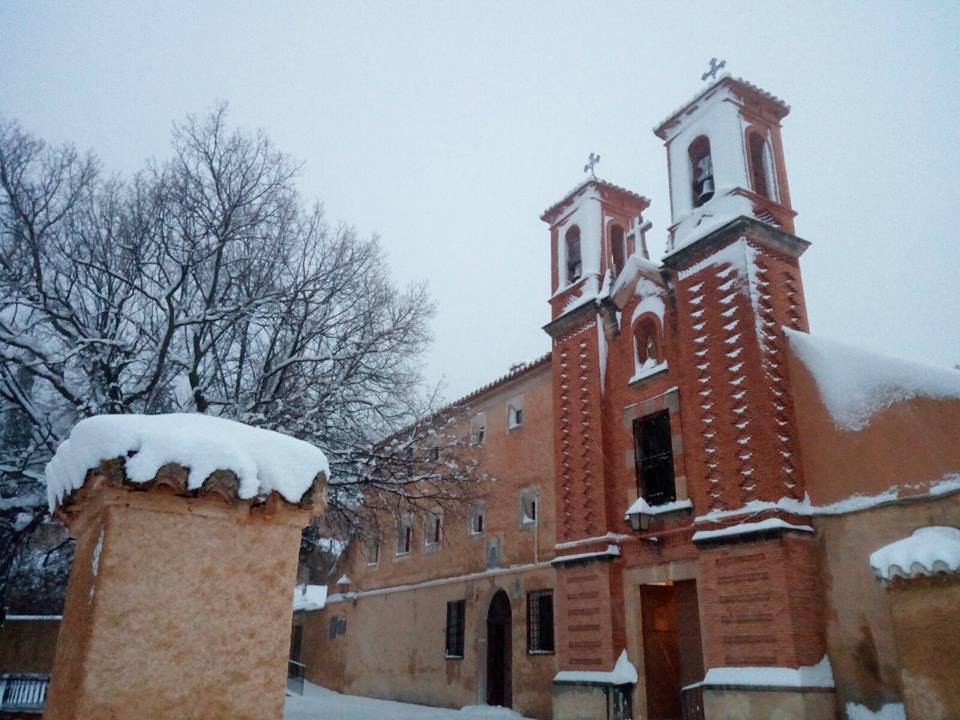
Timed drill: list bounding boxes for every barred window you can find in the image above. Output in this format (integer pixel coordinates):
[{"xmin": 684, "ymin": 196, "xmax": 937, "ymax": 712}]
[
  {"xmin": 527, "ymin": 589, "xmax": 555, "ymax": 653},
  {"xmin": 445, "ymin": 599, "xmax": 465, "ymax": 658}
]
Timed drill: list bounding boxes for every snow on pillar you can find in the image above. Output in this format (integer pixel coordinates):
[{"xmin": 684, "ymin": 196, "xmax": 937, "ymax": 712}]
[{"xmin": 42, "ymin": 414, "xmax": 328, "ymax": 720}]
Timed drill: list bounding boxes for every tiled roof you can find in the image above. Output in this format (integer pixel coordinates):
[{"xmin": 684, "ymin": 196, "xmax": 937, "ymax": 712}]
[
  {"xmin": 654, "ymin": 74, "xmax": 790, "ymax": 138},
  {"xmin": 540, "ymin": 177, "xmax": 650, "ymax": 223}
]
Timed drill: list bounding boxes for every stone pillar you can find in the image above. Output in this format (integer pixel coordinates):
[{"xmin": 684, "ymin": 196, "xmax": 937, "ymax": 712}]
[
  {"xmin": 44, "ymin": 462, "xmax": 323, "ymax": 720},
  {"xmin": 883, "ymin": 576, "xmax": 960, "ymax": 720}
]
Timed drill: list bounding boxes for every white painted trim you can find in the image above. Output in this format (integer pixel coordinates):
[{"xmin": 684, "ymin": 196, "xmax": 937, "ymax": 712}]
[
  {"xmin": 551, "ymin": 544, "xmax": 621, "ymax": 565},
  {"xmin": 555, "ymin": 532, "xmax": 630, "ymax": 551}
]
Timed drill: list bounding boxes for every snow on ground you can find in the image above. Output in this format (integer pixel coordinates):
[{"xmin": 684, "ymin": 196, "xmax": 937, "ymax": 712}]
[
  {"xmin": 284, "ymin": 682, "xmax": 531, "ymax": 720},
  {"xmin": 845, "ymin": 701, "xmax": 906, "ymax": 720},
  {"xmin": 45, "ymin": 413, "xmax": 329, "ymax": 511},
  {"xmin": 786, "ymin": 329, "xmax": 960, "ymax": 431}
]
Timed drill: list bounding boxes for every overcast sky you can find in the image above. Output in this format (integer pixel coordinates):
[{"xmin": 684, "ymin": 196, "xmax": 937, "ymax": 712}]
[{"xmin": 3, "ymin": 1, "xmax": 958, "ymax": 402}]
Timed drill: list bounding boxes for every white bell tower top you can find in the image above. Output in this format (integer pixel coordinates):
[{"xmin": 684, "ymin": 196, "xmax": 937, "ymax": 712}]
[{"xmin": 655, "ymin": 74, "xmax": 796, "ymax": 255}]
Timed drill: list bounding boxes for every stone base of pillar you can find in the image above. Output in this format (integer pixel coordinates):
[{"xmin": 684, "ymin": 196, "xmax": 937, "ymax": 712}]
[
  {"xmin": 45, "ymin": 469, "xmax": 315, "ymax": 720},
  {"xmin": 701, "ymin": 686, "xmax": 836, "ymax": 720},
  {"xmin": 551, "ymin": 681, "xmax": 632, "ymax": 720}
]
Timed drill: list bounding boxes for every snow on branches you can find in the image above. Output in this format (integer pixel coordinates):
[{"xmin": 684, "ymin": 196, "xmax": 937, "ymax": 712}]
[{"xmin": 0, "ymin": 105, "xmax": 466, "ymax": 606}]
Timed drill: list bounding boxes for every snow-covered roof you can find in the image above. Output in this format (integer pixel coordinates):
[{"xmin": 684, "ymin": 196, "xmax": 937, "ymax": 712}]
[
  {"xmin": 293, "ymin": 584, "xmax": 328, "ymax": 612},
  {"xmin": 550, "ymin": 544, "xmax": 621, "ymax": 565},
  {"xmin": 654, "ymin": 74, "xmax": 789, "ymax": 139},
  {"xmin": 624, "ymin": 497, "xmax": 691, "ymax": 520},
  {"xmin": 692, "ymin": 518, "xmax": 813, "ymax": 543},
  {"xmin": 45, "ymin": 413, "xmax": 329, "ymax": 511},
  {"xmin": 554, "ymin": 650, "xmax": 638, "ymax": 686},
  {"xmin": 686, "ymin": 655, "xmax": 834, "ymax": 690},
  {"xmin": 786, "ymin": 329, "xmax": 960, "ymax": 432},
  {"xmin": 540, "ymin": 177, "xmax": 649, "ymax": 224},
  {"xmin": 609, "ymin": 252, "xmax": 664, "ymax": 300},
  {"xmin": 869, "ymin": 526, "xmax": 960, "ymax": 581}
]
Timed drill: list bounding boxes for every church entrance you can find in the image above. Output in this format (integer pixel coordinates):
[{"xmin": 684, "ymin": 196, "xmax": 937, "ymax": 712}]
[
  {"xmin": 641, "ymin": 581, "xmax": 704, "ymax": 720},
  {"xmin": 486, "ymin": 589, "xmax": 512, "ymax": 708}
]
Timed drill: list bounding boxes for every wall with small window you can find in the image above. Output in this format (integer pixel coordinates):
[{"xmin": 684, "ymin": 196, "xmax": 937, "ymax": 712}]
[
  {"xmin": 519, "ymin": 488, "xmax": 539, "ymax": 527},
  {"xmin": 395, "ymin": 515, "xmax": 413, "ymax": 557},
  {"xmin": 425, "ymin": 510, "xmax": 442, "ymax": 550},
  {"xmin": 507, "ymin": 396, "xmax": 524, "ymax": 430}
]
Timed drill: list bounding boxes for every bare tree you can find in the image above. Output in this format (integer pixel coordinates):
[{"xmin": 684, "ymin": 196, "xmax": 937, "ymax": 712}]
[{"xmin": 0, "ymin": 106, "xmax": 475, "ymax": 609}]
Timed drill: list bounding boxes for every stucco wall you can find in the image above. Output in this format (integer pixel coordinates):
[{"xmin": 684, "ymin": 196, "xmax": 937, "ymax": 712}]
[
  {"xmin": 813, "ymin": 493, "xmax": 960, "ymax": 712},
  {"xmin": 301, "ymin": 567, "xmax": 558, "ymax": 720},
  {"xmin": 885, "ymin": 576, "xmax": 960, "ymax": 720},
  {"xmin": 788, "ymin": 345, "xmax": 960, "ymax": 505},
  {"xmin": 46, "ymin": 487, "xmax": 307, "ymax": 720},
  {"xmin": 338, "ymin": 363, "xmax": 556, "ymax": 595}
]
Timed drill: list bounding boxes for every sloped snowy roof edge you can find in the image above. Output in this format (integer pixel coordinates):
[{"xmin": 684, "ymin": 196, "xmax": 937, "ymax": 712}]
[
  {"xmin": 45, "ymin": 413, "xmax": 329, "ymax": 511},
  {"xmin": 786, "ymin": 329, "xmax": 960, "ymax": 432},
  {"xmin": 684, "ymin": 655, "xmax": 834, "ymax": 691},
  {"xmin": 554, "ymin": 650, "xmax": 638, "ymax": 686},
  {"xmin": 653, "ymin": 74, "xmax": 789, "ymax": 138},
  {"xmin": 540, "ymin": 177, "xmax": 650, "ymax": 224}
]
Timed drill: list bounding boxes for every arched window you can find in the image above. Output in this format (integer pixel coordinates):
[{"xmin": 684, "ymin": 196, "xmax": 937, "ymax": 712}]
[
  {"xmin": 564, "ymin": 226, "xmax": 582, "ymax": 284},
  {"xmin": 610, "ymin": 224, "xmax": 626, "ymax": 278},
  {"xmin": 633, "ymin": 317, "xmax": 660, "ymax": 369},
  {"xmin": 688, "ymin": 136, "xmax": 714, "ymax": 208},
  {"xmin": 748, "ymin": 132, "xmax": 773, "ymax": 200}
]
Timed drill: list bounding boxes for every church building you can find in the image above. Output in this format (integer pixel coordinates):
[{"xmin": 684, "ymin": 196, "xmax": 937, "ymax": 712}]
[{"xmin": 294, "ymin": 73, "xmax": 960, "ymax": 720}]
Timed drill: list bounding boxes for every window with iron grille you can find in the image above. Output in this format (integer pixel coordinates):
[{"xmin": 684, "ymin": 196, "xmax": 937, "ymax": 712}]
[
  {"xmin": 527, "ymin": 589, "xmax": 555, "ymax": 653},
  {"xmin": 633, "ymin": 410, "xmax": 676, "ymax": 506},
  {"xmin": 445, "ymin": 600, "xmax": 465, "ymax": 658}
]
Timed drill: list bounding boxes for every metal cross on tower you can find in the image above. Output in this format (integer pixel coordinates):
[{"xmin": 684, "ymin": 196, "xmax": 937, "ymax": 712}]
[
  {"xmin": 583, "ymin": 152, "xmax": 600, "ymax": 177},
  {"xmin": 701, "ymin": 57, "xmax": 727, "ymax": 82}
]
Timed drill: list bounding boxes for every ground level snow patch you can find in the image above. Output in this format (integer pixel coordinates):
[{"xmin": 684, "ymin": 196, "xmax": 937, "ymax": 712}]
[{"xmin": 284, "ymin": 682, "xmax": 532, "ymax": 720}]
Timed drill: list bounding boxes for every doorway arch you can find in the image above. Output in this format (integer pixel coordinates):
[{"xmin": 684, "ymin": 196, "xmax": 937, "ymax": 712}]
[{"xmin": 486, "ymin": 589, "xmax": 513, "ymax": 708}]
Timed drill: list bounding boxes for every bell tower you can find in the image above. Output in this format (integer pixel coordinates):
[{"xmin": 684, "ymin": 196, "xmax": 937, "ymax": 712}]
[
  {"xmin": 655, "ymin": 74, "xmax": 796, "ymax": 253},
  {"xmin": 657, "ymin": 73, "xmax": 828, "ymax": 686}
]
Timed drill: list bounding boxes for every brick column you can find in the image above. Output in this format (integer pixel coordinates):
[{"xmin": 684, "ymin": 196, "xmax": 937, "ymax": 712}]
[{"xmin": 44, "ymin": 462, "xmax": 323, "ymax": 720}]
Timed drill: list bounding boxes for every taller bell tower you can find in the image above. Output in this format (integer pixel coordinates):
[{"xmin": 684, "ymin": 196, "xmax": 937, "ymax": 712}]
[
  {"xmin": 656, "ymin": 74, "xmax": 796, "ymax": 253},
  {"xmin": 657, "ymin": 75, "xmax": 827, "ymax": 679}
]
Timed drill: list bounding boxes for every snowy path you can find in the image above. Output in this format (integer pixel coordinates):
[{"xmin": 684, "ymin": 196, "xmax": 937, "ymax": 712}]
[{"xmin": 284, "ymin": 682, "xmax": 532, "ymax": 720}]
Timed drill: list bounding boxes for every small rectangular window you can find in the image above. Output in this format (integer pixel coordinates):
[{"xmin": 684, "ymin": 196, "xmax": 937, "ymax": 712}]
[
  {"xmin": 469, "ymin": 503, "xmax": 485, "ymax": 535},
  {"xmin": 471, "ymin": 413, "xmax": 486, "ymax": 446},
  {"xmin": 396, "ymin": 515, "xmax": 413, "ymax": 556},
  {"xmin": 520, "ymin": 488, "xmax": 539, "ymax": 526},
  {"xmin": 365, "ymin": 533, "xmax": 380, "ymax": 565},
  {"xmin": 425, "ymin": 511, "xmax": 442, "ymax": 547},
  {"xmin": 527, "ymin": 589, "xmax": 555, "ymax": 653},
  {"xmin": 445, "ymin": 600, "xmax": 465, "ymax": 658},
  {"xmin": 634, "ymin": 410, "xmax": 676, "ymax": 506},
  {"xmin": 507, "ymin": 396, "xmax": 524, "ymax": 430},
  {"xmin": 328, "ymin": 616, "xmax": 339, "ymax": 639}
]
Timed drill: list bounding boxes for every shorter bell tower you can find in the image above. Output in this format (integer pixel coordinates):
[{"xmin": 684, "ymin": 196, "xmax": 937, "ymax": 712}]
[{"xmin": 655, "ymin": 74, "xmax": 796, "ymax": 253}]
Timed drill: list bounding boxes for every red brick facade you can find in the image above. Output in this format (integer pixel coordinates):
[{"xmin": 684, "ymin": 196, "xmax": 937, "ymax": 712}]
[{"xmin": 301, "ymin": 75, "xmax": 960, "ymax": 720}]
